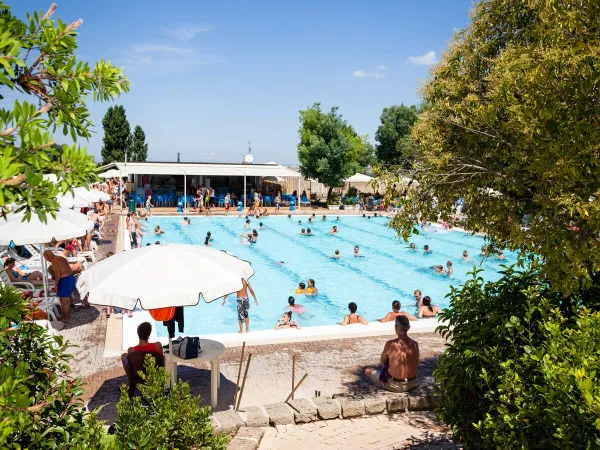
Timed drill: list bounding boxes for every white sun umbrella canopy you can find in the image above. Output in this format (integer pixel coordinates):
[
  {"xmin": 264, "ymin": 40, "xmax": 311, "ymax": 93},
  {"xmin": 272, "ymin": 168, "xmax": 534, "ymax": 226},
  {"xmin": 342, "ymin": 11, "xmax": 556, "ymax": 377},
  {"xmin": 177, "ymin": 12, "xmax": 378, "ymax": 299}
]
[
  {"xmin": 77, "ymin": 244, "xmax": 254, "ymax": 310},
  {"xmin": 99, "ymin": 169, "xmax": 127, "ymax": 178},
  {"xmin": 345, "ymin": 173, "xmax": 374, "ymax": 183},
  {"xmin": 58, "ymin": 187, "xmax": 111, "ymax": 208}
]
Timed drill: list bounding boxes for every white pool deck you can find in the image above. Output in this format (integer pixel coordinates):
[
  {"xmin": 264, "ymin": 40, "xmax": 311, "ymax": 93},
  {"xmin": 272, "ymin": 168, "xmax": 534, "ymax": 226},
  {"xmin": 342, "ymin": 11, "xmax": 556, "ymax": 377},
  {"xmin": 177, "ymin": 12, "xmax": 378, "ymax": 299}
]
[{"xmin": 117, "ymin": 214, "xmax": 445, "ymax": 352}]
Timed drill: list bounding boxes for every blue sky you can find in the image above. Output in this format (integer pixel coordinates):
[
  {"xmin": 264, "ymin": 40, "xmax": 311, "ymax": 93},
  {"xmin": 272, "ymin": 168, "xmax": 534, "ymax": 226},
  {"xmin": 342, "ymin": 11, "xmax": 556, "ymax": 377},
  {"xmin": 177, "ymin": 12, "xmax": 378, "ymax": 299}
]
[{"xmin": 14, "ymin": 0, "xmax": 473, "ymax": 164}]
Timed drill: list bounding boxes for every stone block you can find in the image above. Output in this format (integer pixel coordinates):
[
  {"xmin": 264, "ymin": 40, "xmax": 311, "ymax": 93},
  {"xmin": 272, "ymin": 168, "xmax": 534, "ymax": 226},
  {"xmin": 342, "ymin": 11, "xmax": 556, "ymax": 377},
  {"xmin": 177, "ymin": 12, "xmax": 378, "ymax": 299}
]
[
  {"xmin": 287, "ymin": 398, "xmax": 317, "ymax": 423},
  {"xmin": 245, "ymin": 406, "xmax": 270, "ymax": 427},
  {"xmin": 386, "ymin": 396, "xmax": 408, "ymax": 413},
  {"xmin": 235, "ymin": 427, "xmax": 265, "ymax": 443},
  {"xmin": 408, "ymin": 393, "xmax": 433, "ymax": 411},
  {"xmin": 227, "ymin": 437, "xmax": 258, "ymax": 450},
  {"xmin": 339, "ymin": 399, "xmax": 365, "ymax": 418},
  {"xmin": 212, "ymin": 409, "xmax": 245, "ymax": 434},
  {"xmin": 313, "ymin": 397, "xmax": 341, "ymax": 420},
  {"xmin": 364, "ymin": 397, "xmax": 386, "ymax": 415},
  {"xmin": 264, "ymin": 403, "xmax": 294, "ymax": 425}
]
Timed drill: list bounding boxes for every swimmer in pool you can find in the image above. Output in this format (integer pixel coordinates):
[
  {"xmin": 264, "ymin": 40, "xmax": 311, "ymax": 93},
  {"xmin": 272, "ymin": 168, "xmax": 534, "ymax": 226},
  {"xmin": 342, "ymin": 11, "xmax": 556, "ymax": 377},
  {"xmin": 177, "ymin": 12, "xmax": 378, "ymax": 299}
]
[
  {"xmin": 295, "ymin": 282, "xmax": 307, "ymax": 295},
  {"xmin": 244, "ymin": 219, "xmax": 251, "ymax": 229},
  {"xmin": 300, "ymin": 228, "xmax": 306, "ymax": 235},
  {"xmin": 432, "ymin": 265, "xmax": 446, "ymax": 274},
  {"xmin": 259, "ymin": 222, "xmax": 264, "ymax": 229},
  {"xmin": 336, "ymin": 216, "xmax": 340, "ymax": 221},
  {"xmin": 180, "ymin": 217, "xmax": 191, "ymax": 225},
  {"xmin": 287, "ymin": 296, "xmax": 306, "ymax": 314},
  {"xmin": 414, "ymin": 289, "xmax": 423, "ymax": 308},
  {"xmin": 275, "ymin": 311, "xmax": 301, "ymax": 330},
  {"xmin": 329, "ymin": 226, "xmax": 338, "ymax": 235},
  {"xmin": 306, "ymin": 278, "xmax": 318, "ymax": 296},
  {"xmin": 353, "ymin": 246, "xmax": 362, "ymax": 257},
  {"xmin": 322, "ymin": 215, "xmax": 327, "ymax": 221},
  {"xmin": 481, "ymin": 246, "xmax": 489, "ymax": 256},
  {"xmin": 308, "ymin": 217, "xmax": 313, "ymax": 223},
  {"xmin": 462, "ymin": 250, "xmax": 470, "ymax": 261},
  {"xmin": 287, "ymin": 214, "xmax": 292, "ymax": 219},
  {"xmin": 276, "ymin": 261, "xmax": 285, "ymax": 265},
  {"xmin": 333, "ymin": 249, "xmax": 340, "ymax": 259},
  {"xmin": 298, "ymin": 220, "xmax": 302, "ymax": 225},
  {"xmin": 424, "ymin": 245, "xmax": 432, "ymax": 254},
  {"xmin": 408, "ymin": 242, "xmax": 416, "ymax": 250},
  {"xmin": 496, "ymin": 250, "xmax": 506, "ymax": 260},
  {"xmin": 155, "ymin": 225, "xmax": 165, "ymax": 235},
  {"xmin": 306, "ymin": 228, "xmax": 313, "ymax": 236},
  {"xmin": 446, "ymin": 260, "xmax": 454, "ymax": 275}
]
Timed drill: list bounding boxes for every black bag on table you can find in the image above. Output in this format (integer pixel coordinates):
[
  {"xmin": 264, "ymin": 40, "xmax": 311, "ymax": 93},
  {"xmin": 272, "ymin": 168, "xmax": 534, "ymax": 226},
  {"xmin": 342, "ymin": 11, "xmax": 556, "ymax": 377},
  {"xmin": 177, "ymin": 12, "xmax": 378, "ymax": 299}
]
[{"xmin": 171, "ymin": 336, "xmax": 202, "ymax": 359}]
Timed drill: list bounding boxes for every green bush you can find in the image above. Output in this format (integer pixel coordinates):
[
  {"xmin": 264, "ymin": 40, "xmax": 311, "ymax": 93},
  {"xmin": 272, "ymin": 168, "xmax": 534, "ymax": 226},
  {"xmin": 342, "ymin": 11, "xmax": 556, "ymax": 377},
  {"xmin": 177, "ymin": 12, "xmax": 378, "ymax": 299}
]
[
  {"xmin": 435, "ymin": 266, "xmax": 600, "ymax": 449},
  {"xmin": 111, "ymin": 355, "xmax": 226, "ymax": 450},
  {"xmin": 342, "ymin": 197, "xmax": 356, "ymax": 205}
]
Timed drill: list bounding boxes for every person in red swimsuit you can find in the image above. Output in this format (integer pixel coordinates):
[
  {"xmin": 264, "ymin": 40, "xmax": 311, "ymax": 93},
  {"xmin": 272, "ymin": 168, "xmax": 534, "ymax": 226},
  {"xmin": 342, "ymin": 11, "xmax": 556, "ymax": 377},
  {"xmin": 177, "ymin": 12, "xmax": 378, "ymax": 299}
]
[{"xmin": 121, "ymin": 322, "xmax": 163, "ymax": 378}]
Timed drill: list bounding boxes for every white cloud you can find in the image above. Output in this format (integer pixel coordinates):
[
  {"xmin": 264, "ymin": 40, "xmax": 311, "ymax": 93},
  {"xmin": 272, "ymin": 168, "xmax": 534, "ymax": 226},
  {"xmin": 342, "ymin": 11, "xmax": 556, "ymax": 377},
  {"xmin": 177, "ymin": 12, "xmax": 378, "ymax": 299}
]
[
  {"xmin": 352, "ymin": 70, "xmax": 385, "ymax": 79},
  {"xmin": 377, "ymin": 64, "xmax": 387, "ymax": 71},
  {"xmin": 407, "ymin": 51, "xmax": 438, "ymax": 66},
  {"xmin": 128, "ymin": 44, "xmax": 192, "ymax": 56},
  {"xmin": 163, "ymin": 25, "xmax": 212, "ymax": 41}
]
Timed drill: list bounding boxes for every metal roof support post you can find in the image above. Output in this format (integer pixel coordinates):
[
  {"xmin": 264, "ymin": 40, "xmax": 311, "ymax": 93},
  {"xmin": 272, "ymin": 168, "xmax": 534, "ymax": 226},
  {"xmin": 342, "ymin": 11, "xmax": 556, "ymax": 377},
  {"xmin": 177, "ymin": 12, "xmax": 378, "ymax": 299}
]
[
  {"xmin": 184, "ymin": 174, "xmax": 187, "ymax": 211},
  {"xmin": 298, "ymin": 175, "xmax": 301, "ymax": 210},
  {"xmin": 243, "ymin": 175, "xmax": 247, "ymax": 209}
]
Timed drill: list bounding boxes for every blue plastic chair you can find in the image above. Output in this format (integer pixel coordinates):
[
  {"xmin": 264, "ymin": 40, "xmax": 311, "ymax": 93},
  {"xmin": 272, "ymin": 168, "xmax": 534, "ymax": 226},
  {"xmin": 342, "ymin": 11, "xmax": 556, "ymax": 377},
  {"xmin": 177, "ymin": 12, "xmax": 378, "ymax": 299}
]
[{"xmin": 263, "ymin": 196, "xmax": 272, "ymax": 206}]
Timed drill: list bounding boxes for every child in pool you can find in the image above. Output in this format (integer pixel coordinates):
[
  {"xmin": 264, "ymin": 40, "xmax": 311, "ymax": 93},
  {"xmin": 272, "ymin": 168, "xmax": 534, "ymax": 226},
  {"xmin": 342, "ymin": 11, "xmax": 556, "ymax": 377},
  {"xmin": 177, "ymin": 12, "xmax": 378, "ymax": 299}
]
[
  {"xmin": 295, "ymin": 282, "xmax": 306, "ymax": 294},
  {"xmin": 306, "ymin": 278, "xmax": 318, "ymax": 296},
  {"xmin": 287, "ymin": 296, "xmax": 306, "ymax": 314}
]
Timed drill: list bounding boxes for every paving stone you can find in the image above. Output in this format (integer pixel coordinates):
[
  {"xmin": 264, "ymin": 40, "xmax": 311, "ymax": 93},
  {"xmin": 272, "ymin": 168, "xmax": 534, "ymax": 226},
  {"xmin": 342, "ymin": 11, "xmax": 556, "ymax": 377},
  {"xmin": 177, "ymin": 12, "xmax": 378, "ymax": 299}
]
[
  {"xmin": 313, "ymin": 397, "xmax": 341, "ymax": 420},
  {"xmin": 340, "ymin": 399, "xmax": 365, "ymax": 418},
  {"xmin": 235, "ymin": 426, "xmax": 265, "ymax": 443},
  {"xmin": 364, "ymin": 397, "xmax": 386, "ymax": 415},
  {"xmin": 227, "ymin": 437, "xmax": 258, "ymax": 450},
  {"xmin": 408, "ymin": 393, "xmax": 432, "ymax": 411},
  {"xmin": 212, "ymin": 410, "xmax": 245, "ymax": 434},
  {"xmin": 264, "ymin": 403, "xmax": 294, "ymax": 425},
  {"xmin": 386, "ymin": 396, "xmax": 408, "ymax": 413},
  {"xmin": 245, "ymin": 406, "xmax": 270, "ymax": 427},
  {"xmin": 287, "ymin": 398, "xmax": 317, "ymax": 423}
]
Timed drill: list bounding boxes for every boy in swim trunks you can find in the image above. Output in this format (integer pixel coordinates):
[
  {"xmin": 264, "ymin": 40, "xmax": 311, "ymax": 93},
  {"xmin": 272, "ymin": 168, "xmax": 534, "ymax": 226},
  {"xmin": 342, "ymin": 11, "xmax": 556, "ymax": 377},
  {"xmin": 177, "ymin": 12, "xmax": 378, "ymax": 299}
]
[
  {"xmin": 43, "ymin": 250, "xmax": 76, "ymax": 322},
  {"xmin": 221, "ymin": 278, "xmax": 258, "ymax": 333}
]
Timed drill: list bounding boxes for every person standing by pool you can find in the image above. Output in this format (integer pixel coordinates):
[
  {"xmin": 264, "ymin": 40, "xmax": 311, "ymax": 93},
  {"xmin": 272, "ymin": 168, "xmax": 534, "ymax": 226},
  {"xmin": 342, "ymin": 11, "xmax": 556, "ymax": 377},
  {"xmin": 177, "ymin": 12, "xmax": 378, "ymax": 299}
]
[
  {"xmin": 222, "ymin": 279, "xmax": 258, "ymax": 333},
  {"xmin": 224, "ymin": 193, "xmax": 231, "ymax": 216},
  {"xmin": 43, "ymin": 250, "xmax": 76, "ymax": 323},
  {"xmin": 365, "ymin": 316, "xmax": 419, "ymax": 393},
  {"xmin": 275, "ymin": 194, "xmax": 281, "ymax": 214},
  {"xmin": 128, "ymin": 215, "xmax": 138, "ymax": 248},
  {"xmin": 377, "ymin": 300, "xmax": 417, "ymax": 322},
  {"xmin": 339, "ymin": 302, "xmax": 368, "ymax": 325},
  {"xmin": 210, "ymin": 187, "xmax": 215, "ymax": 207},
  {"xmin": 145, "ymin": 195, "xmax": 153, "ymax": 216}
]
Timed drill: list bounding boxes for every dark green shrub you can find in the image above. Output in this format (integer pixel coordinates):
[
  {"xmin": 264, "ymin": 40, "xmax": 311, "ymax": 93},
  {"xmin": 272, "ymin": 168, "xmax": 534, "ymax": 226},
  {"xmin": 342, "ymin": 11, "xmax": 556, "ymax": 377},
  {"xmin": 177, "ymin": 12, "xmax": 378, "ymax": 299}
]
[
  {"xmin": 435, "ymin": 266, "xmax": 600, "ymax": 449},
  {"xmin": 112, "ymin": 355, "xmax": 226, "ymax": 450}
]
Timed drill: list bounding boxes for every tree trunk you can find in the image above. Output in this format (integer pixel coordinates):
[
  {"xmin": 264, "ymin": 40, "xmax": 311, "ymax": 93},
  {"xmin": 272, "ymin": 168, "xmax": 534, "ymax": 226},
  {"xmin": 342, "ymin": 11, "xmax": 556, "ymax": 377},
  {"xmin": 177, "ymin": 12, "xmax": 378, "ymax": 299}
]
[{"xmin": 327, "ymin": 185, "xmax": 334, "ymax": 202}]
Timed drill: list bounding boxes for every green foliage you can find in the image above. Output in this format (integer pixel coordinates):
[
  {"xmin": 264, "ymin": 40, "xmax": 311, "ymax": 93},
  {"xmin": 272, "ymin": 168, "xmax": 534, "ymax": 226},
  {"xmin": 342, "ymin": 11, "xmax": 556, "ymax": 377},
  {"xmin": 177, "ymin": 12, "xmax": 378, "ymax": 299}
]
[
  {"xmin": 101, "ymin": 105, "xmax": 132, "ymax": 164},
  {"xmin": 129, "ymin": 124, "xmax": 148, "ymax": 162},
  {"xmin": 374, "ymin": 104, "xmax": 418, "ymax": 166},
  {"xmin": 381, "ymin": 0, "xmax": 600, "ymax": 294},
  {"xmin": 435, "ymin": 265, "xmax": 600, "ymax": 449},
  {"xmin": 112, "ymin": 355, "xmax": 226, "ymax": 450},
  {"xmin": 0, "ymin": 2, "xmax": 130, "ymax": 221},
  {"xmin": 297, "ymin": 103, "xmax": 368, "ymax": 200}
]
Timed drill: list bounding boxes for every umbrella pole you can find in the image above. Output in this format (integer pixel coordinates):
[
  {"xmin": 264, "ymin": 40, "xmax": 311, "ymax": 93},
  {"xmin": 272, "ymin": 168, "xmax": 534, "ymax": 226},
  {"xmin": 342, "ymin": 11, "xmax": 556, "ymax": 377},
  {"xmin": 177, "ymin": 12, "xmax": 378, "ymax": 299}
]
[
  {"xmin": 169, "ymin": 336, "xmax": 175, "ymax": 388},
  {"xmin": 39, "ymin": 243, "xmax": 50, "ymax": 330}
]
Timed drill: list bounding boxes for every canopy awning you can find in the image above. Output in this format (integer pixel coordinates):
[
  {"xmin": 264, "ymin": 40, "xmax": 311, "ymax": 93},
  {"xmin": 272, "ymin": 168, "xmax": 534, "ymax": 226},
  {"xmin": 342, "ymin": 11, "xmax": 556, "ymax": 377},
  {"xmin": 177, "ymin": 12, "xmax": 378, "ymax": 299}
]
[
  {"xmin": 345, "ymin": 173, "xmax": 374, "ymax": 183},
  {"xmin": 101, "ymin": 162, "xmax": 301, "ymax": 178}
]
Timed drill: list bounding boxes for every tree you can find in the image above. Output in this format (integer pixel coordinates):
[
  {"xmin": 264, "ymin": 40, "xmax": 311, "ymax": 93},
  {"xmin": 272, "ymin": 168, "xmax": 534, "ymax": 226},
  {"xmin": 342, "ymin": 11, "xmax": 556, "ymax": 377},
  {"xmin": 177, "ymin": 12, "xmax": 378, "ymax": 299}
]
[
  {"xmin": 0, "ymin": 2, "xmax": 130, "ymax": 221},
  {"xmin": 130, "ymin": 125, "xmax": 148, "ymax": 162},
  {"xmin": 101, "ymin": 105, "xmax": 132, "ymax": 164},
  {"xmin": 297, "ymin": 103, "xmax": 366, "ymax": 200},
  {"xmin": 356, "ymin": 135, "xmax": 376, "ymax": 169},
  {"xmin": 374, "ymin": 104, "xmax": 418, "ymax": 166},
  {"xmin": 380, "ymin": 0, "xmax": 600, "ymax": 294}
]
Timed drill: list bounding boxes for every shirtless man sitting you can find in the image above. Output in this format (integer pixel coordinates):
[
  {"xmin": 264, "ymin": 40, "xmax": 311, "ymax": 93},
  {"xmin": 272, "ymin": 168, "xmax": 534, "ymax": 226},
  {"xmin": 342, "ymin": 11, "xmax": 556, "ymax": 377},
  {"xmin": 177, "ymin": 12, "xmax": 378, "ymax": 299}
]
[
  {"xmin": 377, "ymin": 300, "xmax": 417, "ymax": 322},
  {"xmin": 365, "ymin": 315, "xmax": 419, "ymax": 393},
  {"xmin": 43, "ymin": 250, "xmax": 77, "ymax": 322}
]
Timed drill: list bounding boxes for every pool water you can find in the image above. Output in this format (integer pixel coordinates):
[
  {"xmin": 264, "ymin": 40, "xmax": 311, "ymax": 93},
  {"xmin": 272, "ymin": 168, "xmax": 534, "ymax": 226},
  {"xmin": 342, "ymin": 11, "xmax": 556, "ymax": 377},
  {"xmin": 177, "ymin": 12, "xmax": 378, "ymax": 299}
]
[{"xmin": 143, "ymin": 215, "xmax": 513, "ymax": 336}]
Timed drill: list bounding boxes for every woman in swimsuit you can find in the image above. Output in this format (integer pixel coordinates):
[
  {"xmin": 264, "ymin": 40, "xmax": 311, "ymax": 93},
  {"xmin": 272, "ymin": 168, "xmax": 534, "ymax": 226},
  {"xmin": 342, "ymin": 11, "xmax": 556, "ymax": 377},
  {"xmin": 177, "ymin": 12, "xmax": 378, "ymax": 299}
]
[
  {"xmin": 4, "ymin": 257, "xmax": 45, "ymax": 285},
  {"xmin": 275, "ymin": 311, "xmax": 300, "ymax": 330},
  {"xmin": 306, "ymin": 278, "xmax": 318, "ymax": 296},
  {"xmin": 287, "ymin": 296, "xmax": 306, "ymax": 314},
  {"xmin": 418, "ymin": 296, "xmax": 442, "ymax": 318},
  {"xmin": 339, "ymin": 302, "xmax": 368, "ymax": 326}
]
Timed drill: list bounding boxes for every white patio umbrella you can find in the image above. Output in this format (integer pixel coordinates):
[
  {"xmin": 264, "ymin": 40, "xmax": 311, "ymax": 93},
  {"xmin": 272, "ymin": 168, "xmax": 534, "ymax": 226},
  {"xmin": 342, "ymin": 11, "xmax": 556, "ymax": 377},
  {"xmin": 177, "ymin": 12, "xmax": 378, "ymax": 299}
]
[
  {"xmin": 76, "ymin": 244, "xmax": 254, "ymax": 385},
  {"xmin": 0, "ymin": 209, "xmax": 92, "ymax": 325},
  {"xmin": 98, "ymin": 169, "xmax": 127, "ymax": 179},
  {"xmin": 344, "ymin": 173, "xmax": 374, "ymax": 183},
  {"xmin": 58, "ymin": 187, "xmax": 111, "ymax": 208}
]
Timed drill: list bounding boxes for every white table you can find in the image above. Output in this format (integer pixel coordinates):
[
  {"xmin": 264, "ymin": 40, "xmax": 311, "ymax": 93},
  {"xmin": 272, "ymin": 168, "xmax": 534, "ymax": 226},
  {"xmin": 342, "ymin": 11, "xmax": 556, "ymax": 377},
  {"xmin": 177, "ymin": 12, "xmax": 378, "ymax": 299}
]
[{"xmin": 167, "ymin": 338, "xmax": 225, "ymax": 408}]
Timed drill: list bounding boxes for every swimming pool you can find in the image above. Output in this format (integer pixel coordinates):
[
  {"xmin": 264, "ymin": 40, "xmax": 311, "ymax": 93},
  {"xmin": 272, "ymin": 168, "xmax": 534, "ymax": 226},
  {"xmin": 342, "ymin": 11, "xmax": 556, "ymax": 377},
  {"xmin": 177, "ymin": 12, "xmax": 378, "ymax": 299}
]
[{"xmin": 142, "ymin": 215, "xmax": 513, "ymax": 336}]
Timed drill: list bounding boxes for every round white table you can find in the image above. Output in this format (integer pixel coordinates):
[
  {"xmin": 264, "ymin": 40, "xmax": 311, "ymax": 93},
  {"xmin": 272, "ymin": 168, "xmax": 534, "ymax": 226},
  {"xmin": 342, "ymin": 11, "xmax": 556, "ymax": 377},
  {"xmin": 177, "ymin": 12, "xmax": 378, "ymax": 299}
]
[{"xmin": 167, "ymin": 338, "xmax": 225, "ymax": 408}]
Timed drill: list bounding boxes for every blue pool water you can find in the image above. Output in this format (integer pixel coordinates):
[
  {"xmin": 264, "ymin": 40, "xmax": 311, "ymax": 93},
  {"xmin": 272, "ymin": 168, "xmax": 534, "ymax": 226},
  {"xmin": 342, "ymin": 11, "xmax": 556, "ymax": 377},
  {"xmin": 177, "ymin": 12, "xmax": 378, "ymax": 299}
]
[{"xmin": 143, "ymin": 215, "xmax": 514, "ymax": 336}]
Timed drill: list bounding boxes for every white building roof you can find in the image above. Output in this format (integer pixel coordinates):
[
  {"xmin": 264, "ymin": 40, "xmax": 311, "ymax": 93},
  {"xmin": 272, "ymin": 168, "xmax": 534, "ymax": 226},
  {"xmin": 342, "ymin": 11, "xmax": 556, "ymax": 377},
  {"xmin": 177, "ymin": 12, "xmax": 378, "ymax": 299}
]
[{"xmin": 101, "ymin": 161, "xmax": 300, "ymax": 178}]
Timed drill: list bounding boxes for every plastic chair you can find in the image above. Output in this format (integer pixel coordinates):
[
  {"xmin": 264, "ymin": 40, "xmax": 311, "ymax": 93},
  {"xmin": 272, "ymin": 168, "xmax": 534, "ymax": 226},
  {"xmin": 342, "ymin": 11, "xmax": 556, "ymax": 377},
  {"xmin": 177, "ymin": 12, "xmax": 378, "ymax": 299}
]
[
  {"xmin": 126, "ymin": 352, "xmax": 165, "ymax": 398},
  {"xmin": 217, "ymin": 196, "xmax": 225, "ymax": 207},
  {"xmin": 263, "ymin": 196, "xmax": 272, "ymax": 207}
]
